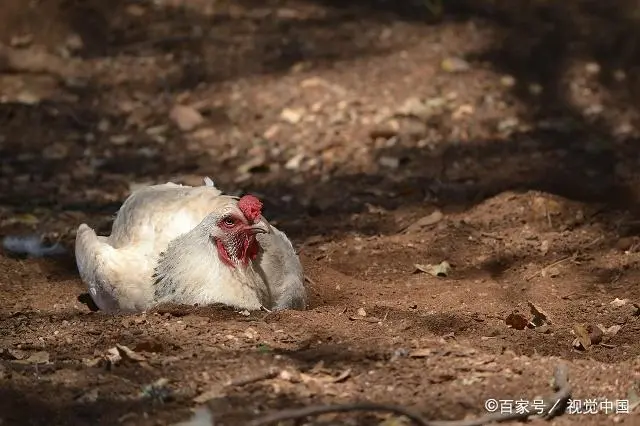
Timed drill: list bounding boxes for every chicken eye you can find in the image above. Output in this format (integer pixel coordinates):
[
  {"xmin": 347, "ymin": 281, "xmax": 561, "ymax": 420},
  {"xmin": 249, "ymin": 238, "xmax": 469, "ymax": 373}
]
[{"xmin": 222, "ymin": 217, "xmax": 236, "ymax": 226}]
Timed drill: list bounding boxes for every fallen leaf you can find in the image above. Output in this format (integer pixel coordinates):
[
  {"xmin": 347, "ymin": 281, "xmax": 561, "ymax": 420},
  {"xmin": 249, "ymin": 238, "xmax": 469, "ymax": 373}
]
[
  {"xmin": 409, "ymin": 348, "xmax": 433, "ymax": 358},
  {"xmin": 597, "ymin": 324, "xmax": 622, "ymax": 342},
  {"xmin": 610, "ymin": 298, "xmax": 630, "ymax": 307},
  {"xmin": 170, "ymin": 105, "xmax": 204, "ymax": 131},
  {"xmin": 405, "ymin": 210, "xmax": 444, "ymax": 232},
  {"xmin": 105, "ymin": 347, "xmax": 122, "ymax": 365},
  {"xmin": 414, "ymin": 261, "xmax": 451, "ymax": 277},
  {"xmin": 330, "ymin": 369, "xmax": 351, "ymax": 383},
  {"xmin": 379, "ymin": 156, "xmax": 400, "ymax": 169},
  {"xmin": 441, "ymin": 57, "xmax": 470, "ymax": 72},
  {"xmin": 572, "ymin": 323, "xmax": 593, "ymax": 350},
  {"xmin": 116, "ymin": 344, "xmax": 146, "ymax": 362},
  {"xmin": 299, "ymin": 368, "xmax": 351, "ymax": 385},
  {"xmin": 280, "ymin": 107, "xmax": 304, "ymax": 124},
  {"xmin": 505, "ymin": 313, "xmax": 528, "ymax": 330},
  {"xmin": 14, "ymin": 351, "xmax": 49, "ymax": 364},
  {"xmin": 528, "ymin": 302, "xmax": 550, "ymax": 326}
]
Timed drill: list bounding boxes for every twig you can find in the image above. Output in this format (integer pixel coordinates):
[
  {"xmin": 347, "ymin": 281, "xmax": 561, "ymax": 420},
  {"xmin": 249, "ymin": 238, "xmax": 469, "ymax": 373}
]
[
  {"xmin": 247, "ymin": 364, "xmax": 571, "ymax": 426},
  {"xmin": 304, "ymin": 275, "xmax": 318, "ymax": 286},
  {"xmin": 524, "ymin": 254, "xmax": 575, "ymax": 281},
  {"xmin": 247, "ymin": 402, "xmax": 430, "ymax": 426},
  {"xmin": 226, "ymin": 369, "xmax": 279, "ymax": 387}
]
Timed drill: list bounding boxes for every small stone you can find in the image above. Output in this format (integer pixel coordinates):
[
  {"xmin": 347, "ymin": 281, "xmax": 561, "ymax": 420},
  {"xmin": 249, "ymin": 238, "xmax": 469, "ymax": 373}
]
[
  {"xmin": 441, "ymin": 57, "xmax": 470, "ymax": 73},
  {"xmin": 109, "ymin": 135, "xmax": 130, "ymax": 145},
  {"xmin": 613, "ymin": 70, "xmax": 626, "ymax": 81},
  {"xmin": 540, "ymin": 240, "xmax": 550, "ymax": 255},
  {"xmin": 497, "ymin": 117, "xmax": 519, "ymax": 132},
  {"xmin": 528, "ymin": 83, "xmax": 543, "ymax": 95},
  {"xmin": 584, "ymin": 104, "xmax": 603, "ymax": 116},
  {"xmin": 65, "ymin": 34, "xmax": 84, "ymax": 51},
  {"xmin": 285, "ymin": 153, "xmax": 305, "ymax": 170},
  {"xmin": 500, "ymin": 75, "xmax": 516, "ymax": 87},
  {"xmin": 280, "ymin": 108, "xmax": 304, "ymax": 124},
  {"xmin": 585, "ymin": 62, "xmax": 601, "ymax": 75},
  {"xmin": 169, "ymin": 105, "xmax": 204, "ymax": 131},
  {"xmin": 15, "ymin": 91, "xmax": 41, "ymax": 105},
  {"xmin": 263, "ymin": 124, "xmax": 280, "ymax": 140},
  {"xmin": 10, "ymin": 34, "xmax": 33, "ymax": 48},
  {"xmin": 97, "ymin": 119, "xmax": 110, "ymax": 132},
  {"xmin": 378, "ymin": 156, "xmax": 400, "ymax": 169},
  {"xmin": 146, "ymin": 125, "xmax": 168, "ymax": 136}
]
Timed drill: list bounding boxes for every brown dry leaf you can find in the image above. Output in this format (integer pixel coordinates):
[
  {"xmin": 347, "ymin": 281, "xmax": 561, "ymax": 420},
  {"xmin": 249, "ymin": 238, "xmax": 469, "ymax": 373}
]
[
  {"xmin": 414, "ymin": 261, "xmax": 451, "ymax": 277},
  {"xmin": 528, "ymin": 301, "xmax": 550, "ymax": 326},
  {"xmin": 14, "ymin": 351, "xmax": 49, "ymax": 365},
  {"xmin": 405, "ymin": 210, "xmax": 444, "ymax": 232},
  {"xmin": 105, "ymin": 347, "xmax": 122, "ymax": 365},
  {"xmin": 610, "ymin": 298, "xmax": 630, "ymax": 307},
  {"xmin": 299, "ymin": 369, "xmax": 351, "ymax": 384},
  {"xmin": 597, "ymin": 324, "xmax": 622, "ymax": 342},
  {"xmin": 572, "ymin": 323, "xmax": 593, "ymax": 350},
  {"xmin": 170, "ymin": 105, "xmax": 204, "ymax": 131},
  {"xmin": 409, "ymin": 348, "xmax": 433, "ymax": 358},
  {"xmin": 116, "ymin": 344, "xmax": 146, "ymax": 362},
  {"xmin": 505, "ymin": 313, "xmax": 528, "ymax": 330},
  {"xmin": 330, "ymin": 369, "xmax": 351, "ymax": 383}
]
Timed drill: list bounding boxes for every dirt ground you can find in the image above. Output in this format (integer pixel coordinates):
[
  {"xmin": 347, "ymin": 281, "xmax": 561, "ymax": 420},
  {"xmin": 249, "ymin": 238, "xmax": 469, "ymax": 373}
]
[{"xmin": 1, "ymin": 1, "xmax": 640, "ymax": 425}]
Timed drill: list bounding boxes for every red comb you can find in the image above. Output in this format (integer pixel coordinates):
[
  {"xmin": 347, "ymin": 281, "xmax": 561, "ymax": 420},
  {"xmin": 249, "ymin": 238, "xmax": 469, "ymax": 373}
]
[{"xmin": 238, "ymin": 194, "xmax": 263, "ymax": 222}]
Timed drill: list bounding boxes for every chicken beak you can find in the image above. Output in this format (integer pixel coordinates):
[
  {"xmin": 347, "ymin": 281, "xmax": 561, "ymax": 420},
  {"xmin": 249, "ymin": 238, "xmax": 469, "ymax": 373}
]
[{"xmin": 248, "ymin": 217, "xmax": 270, "ymax": 235}]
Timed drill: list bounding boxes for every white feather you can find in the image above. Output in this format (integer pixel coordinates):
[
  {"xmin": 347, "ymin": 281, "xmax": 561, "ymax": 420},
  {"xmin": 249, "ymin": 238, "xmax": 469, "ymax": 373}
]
[{"xmin": 74, "ymin": 179, "xmax": 306, "ymax": 313}]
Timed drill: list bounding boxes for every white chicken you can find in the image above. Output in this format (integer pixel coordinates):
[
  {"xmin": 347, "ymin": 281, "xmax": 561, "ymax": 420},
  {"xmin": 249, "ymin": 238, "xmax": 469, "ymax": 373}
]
[{"xmin": 74, "ymin": 178, "xmax": 307, "ymax": 313}]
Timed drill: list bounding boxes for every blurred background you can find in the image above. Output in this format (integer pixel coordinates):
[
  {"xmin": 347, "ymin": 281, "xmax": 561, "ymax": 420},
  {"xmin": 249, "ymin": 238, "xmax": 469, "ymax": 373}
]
[{"xmin": 2, "ymin": 0, "xmax": 640, "ymax": 242}]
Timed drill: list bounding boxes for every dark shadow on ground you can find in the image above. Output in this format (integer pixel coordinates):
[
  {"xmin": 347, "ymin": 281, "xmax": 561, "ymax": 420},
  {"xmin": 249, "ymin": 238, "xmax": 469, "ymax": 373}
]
[{"xmin": 2, "ymin": 1, "xmax": 640, "ymax": 244}]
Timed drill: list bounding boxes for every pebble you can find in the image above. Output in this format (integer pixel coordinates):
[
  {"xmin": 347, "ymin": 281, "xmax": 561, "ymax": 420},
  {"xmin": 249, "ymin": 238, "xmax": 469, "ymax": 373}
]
[
  {"xmin": 441, "ymin": 57, "xmax": 471, "ymax": 72},
  {"xmin": 280, "ymin": 107, "xmax": 304, "ymax": 124},
  {"xmin": 169, "ymin": 105, "xmax": 204, "ymax": 131},
  {"xmin": 378, "ymin": 156, "xmax": 400, "ymax": 169}
]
